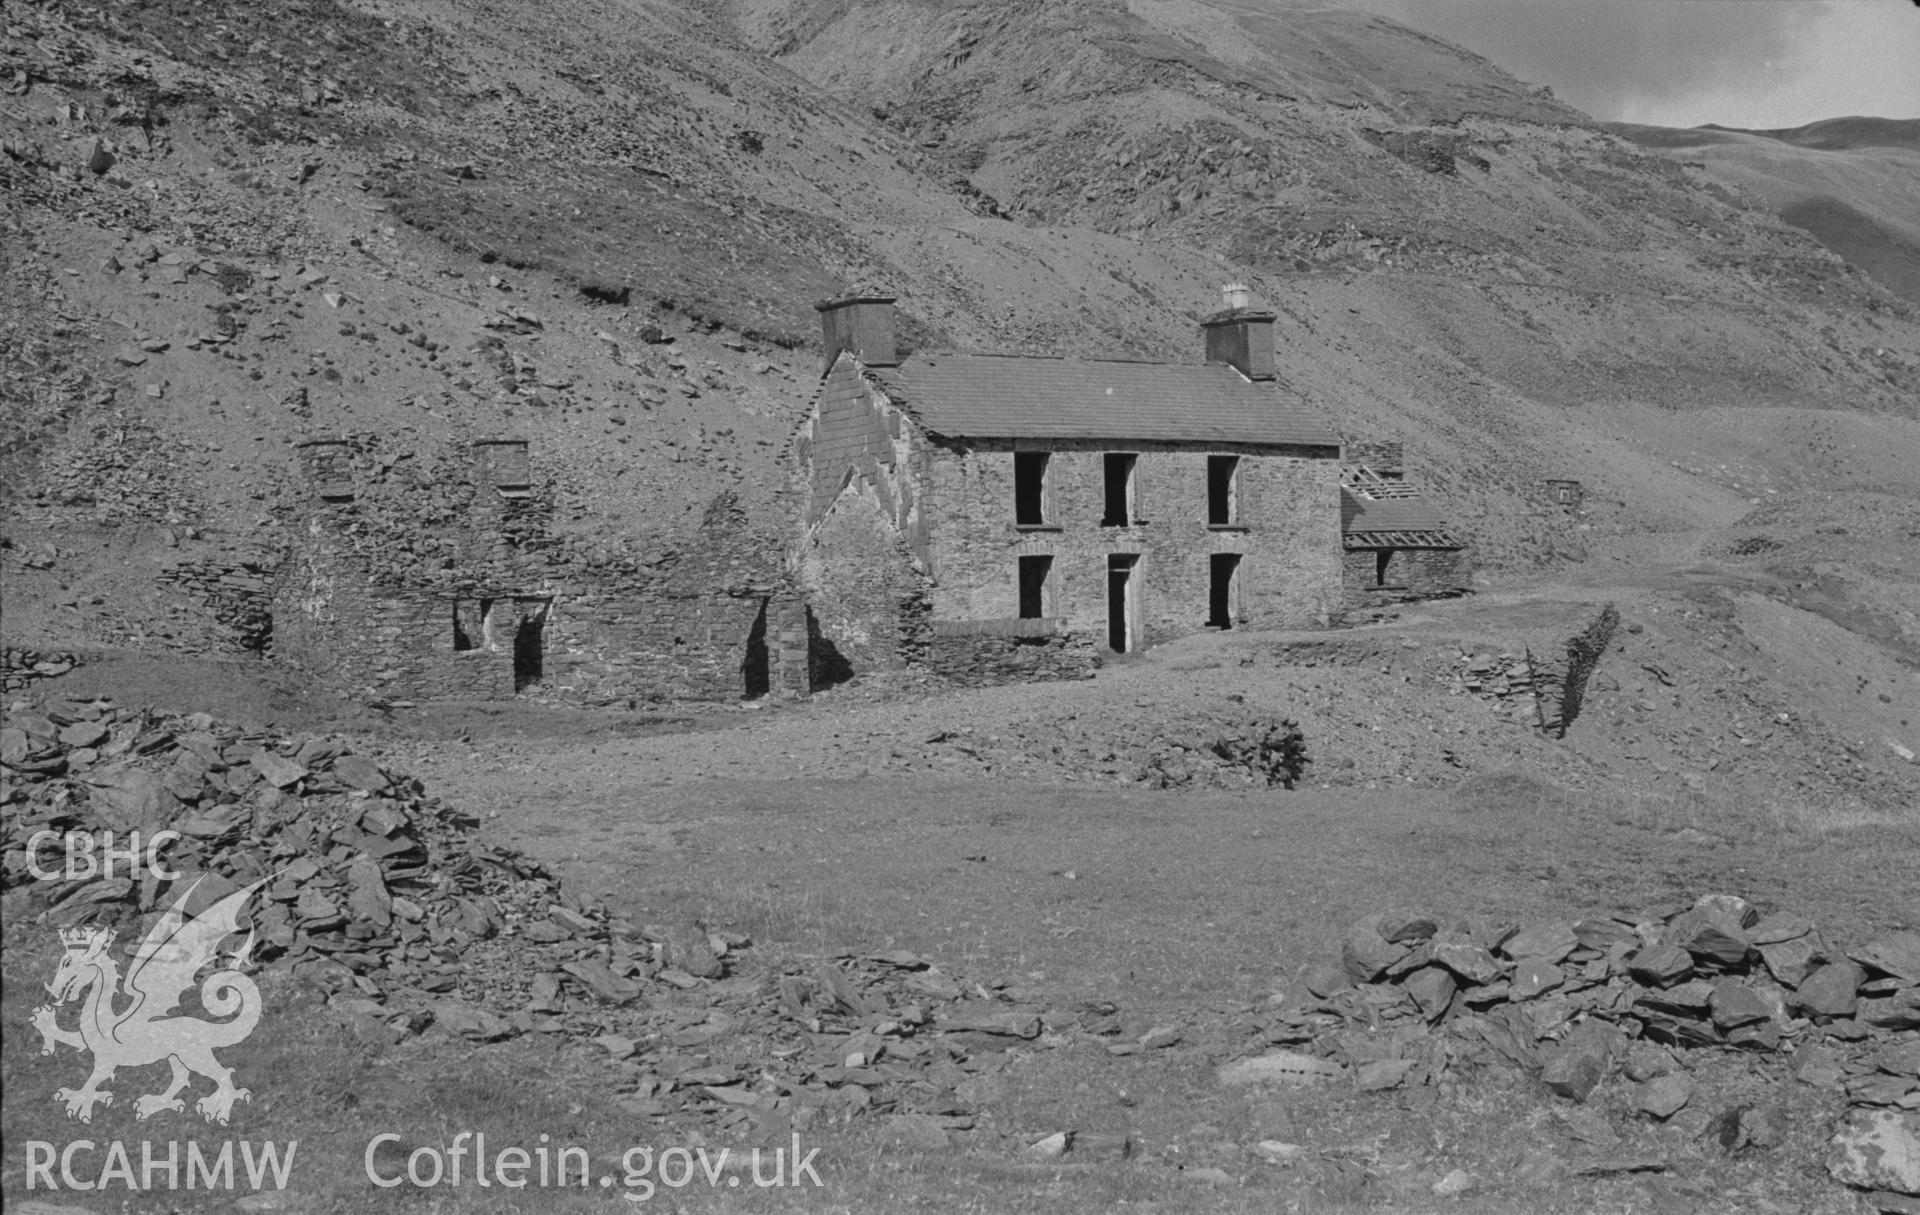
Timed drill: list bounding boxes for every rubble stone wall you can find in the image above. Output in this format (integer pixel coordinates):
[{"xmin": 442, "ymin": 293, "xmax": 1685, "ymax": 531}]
[
  {"xmin": 794, "ymin": 358, "xmax": 929, "ymax": 555},
  {"xmin": 794, "ymin": 477, "xmax": 935, "ymax": 678},
  {"xmin": 1531, "ymin": 602, "xmax": 1621, "ymax": 737},
  {"xmin": 272, "ymin": 437, "xmax": 807, "ymax": 705},
  {"xmin": 925, "ymin": 626, "xmax": 1101, "ymax": 687},
  {"xmin": 925, "ymin": 440, "xmax": 1343, "ymax": 642},
  {"xmin": 157, "ymin": 555, "xmax": 279, "ymax": 653},
  {"xmin": 1342, "ymin": 546, "xmax": 1472, "ymax": 609},
  {"xmin": 1, "ymin": 648, "xmax": 85, "ymax": 694}
]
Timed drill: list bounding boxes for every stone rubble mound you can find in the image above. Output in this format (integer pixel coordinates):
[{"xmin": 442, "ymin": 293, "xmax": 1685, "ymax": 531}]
[
  {"xmin": 0, "ymin": 699, "xmax": 1063, "ymax": 1145},
  {"xmin": 907, "ymin": 709, "xmax": 1309, "ymax": 791},
  {"xmin": 1137, "ymin": 715, "xmax": 1309, "ymax": 791},
  {"xmin": 1223, "ymin": 896, "xmax": 1918, "ymax": 1204},
  {"xmin": 1, "ymin": 647, "xmax": 83, "ymax": 694}
]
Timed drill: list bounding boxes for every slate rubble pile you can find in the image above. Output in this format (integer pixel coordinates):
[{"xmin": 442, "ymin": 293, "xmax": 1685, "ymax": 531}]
[
  {"xmin": 1447, "ymin": 649, "xmax": 1544, "ymax": 724},
  {"xmin": 903, "ymin": 709, "xmax": 1310, "ymax": 791},
  {"xmin": 0, "ymin": 700, "xmax": 1059, "ymax": 1144},
  {"xmin": 1, "ymin": 648, "xmax": 83, "ymax": 694},
  {"xmin": 1221, "ymin": 896, "xmax": 1919, "ymax": 1204}
]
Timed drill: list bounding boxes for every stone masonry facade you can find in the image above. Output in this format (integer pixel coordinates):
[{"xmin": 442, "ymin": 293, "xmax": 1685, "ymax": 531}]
[
  {"xmin": 274, "ymin": 435, "xmax": 807, "ymax": 704},
  {"xmin": 793, "ymin": 296, "xmax": 1347, "ymax": 687},
  {"xmin": 926, "ymin": 439, "xmax": 1341, "ymax": 640}
]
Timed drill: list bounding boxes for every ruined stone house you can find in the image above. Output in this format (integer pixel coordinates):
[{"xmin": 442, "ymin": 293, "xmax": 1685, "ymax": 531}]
[
  {"xmin": 1339, "ymin": 440, "xmax": 1471, "ymax": 610},
  {"xmin": 791, "ymin": 296, "xmax": 1347, "ymax": 686},
  {"xmin": 272, "ymin": 435, "xmax": 807, "ymax": 704}
]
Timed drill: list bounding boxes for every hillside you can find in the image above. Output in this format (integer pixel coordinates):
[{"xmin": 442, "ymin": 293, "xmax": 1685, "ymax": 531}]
[
  {"xmin": 1609, "ymin": 117, "xmax": 1920, "ymax": 308},
  {"xmin": 3, "ymin": 0, "xmax": 1919, "ymax": 683}
]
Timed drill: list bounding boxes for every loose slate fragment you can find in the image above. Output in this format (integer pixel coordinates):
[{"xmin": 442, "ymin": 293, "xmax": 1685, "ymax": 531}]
[
  {"xmin": 1637, "ymin": 1073, "xmax": 1692, "ymax": 1119},
  {"xmin": 1342, "ymin": 914, "xmax": 1410, "ymax": 983},
  {"xmin": 1758, "ymin": 932, "xmax": 1825, "ymax": 988},
  {"xmin": 1852, "ymin": 933, "xmax": 1920, "ymax": 984},
  {"xmin": 1217, "ymin": 1052, "xmax": 1342, "ymax": 1087},
  {"xmin": 1665, "ymin": 908, "xmax": 1751, "ymax": 968},
  {"xmin": 1708, "ymin": 980, "xmax": 1774, "ymax": 1029},
  {"xmin": 1793, "ymin": 960, "xmax": 1866, "ymax": 1018},
  {"xmin": 1504, "ymin": 920, "xmax": 1578, "ymax": 964},
  {"xmin": 1627, "ymin": 944, "xmax": 1694, "ymax": 987},
  {"xmin": 1828, "ymin": 1110, "xmax": 1920, "ymax": 1196}
]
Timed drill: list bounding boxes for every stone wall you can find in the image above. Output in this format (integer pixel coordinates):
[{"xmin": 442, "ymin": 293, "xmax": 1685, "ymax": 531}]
[
  {"xmin": 157, "ymin": 555, "xmax": 279, "ymax": 653},
  {"xmin": 794, "ymin": 356, "xmax": 929, "ymax": 555},
  {"xmin": 1530, "ymin": 603, "xmax": 1621, "ymax": 737},
  {"xmin": 1, "ymin": 648, "xmax": 85, "ymax": 695},
  {"xmin": 794, "ymin": 477, "xmax": 934, "ymax": 679},
  {"xmin": 1342, "ymin": 545, "xmax": 1472, "ymax": 611},
  {"xmin": 273, "ymin": 436, "xmax": 807, "ymax": 705},
  {"xmin": 924, "ymin": 439, "xmax": 1343, "ymax": 642},
  {"xmin": 925, "ymin": 619, "xmax": 1101, "ymax": 687}
]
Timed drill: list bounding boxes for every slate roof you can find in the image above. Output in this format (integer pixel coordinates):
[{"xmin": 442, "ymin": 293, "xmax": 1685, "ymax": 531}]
[
  {"xmin": 1341, "ymin": 488, "xmax": 1455, "ymax": 536},
  {"xmin": 868, "ymin": 353, "xmax": 1340, "ymax": 447}
]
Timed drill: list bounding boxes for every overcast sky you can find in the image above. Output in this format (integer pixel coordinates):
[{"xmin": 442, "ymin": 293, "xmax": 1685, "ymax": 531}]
[{"xmin": 1343, "ymin": 0, "xmax": 1920, "ymax": 129}]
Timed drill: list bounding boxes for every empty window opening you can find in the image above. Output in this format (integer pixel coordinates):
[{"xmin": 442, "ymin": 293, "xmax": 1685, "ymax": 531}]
[
  {"xmin": 1107, "ymin": 554, "xmax": 1138, "ymax": 653},
  {"xmin": 452, "ymin": 602, "xmax": 476, "ymax": 652},
  {"xmin": 1209, "ymin": 554, "xmax": 1241, "ymax": 628},
  {"xmin": 1018, "ymin": 555, "xmax": 1054, "ymax": 619},
  {"xmin": 1208, "ymin": 455, "xmax": 1239, "ymax": 526},
  {"xmin": 1102, "ymin": 453, "xmax": 1137, "ymax": 527},
  {"xmin": 1374, "ymin": 550, "xmax": 1393, "ymax": 587},
  {"xmin": 1014, "ymin": 452, "xmax": 1050, "ymax": 526}
]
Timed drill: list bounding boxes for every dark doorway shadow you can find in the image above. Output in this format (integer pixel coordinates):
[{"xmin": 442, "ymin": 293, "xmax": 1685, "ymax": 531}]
[
  {"xmin": 513, "ymin": 603, "xmax": 546, "ymax": 691},
  {"xmin": 742, "ymin": 598, "xmax": 771, "ymax": 699},
  {"xmin": 806, "ymin": 606, "xmax": 855, "ymax": 691}
]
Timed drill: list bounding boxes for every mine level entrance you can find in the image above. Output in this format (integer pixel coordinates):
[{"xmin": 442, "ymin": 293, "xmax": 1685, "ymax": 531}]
[
  {"xmin": 742, "ymin": 598, "xmax": 771, "ymax": 699},
  {"xmin": 1107, "ymin": 554, "xmax": 1138, "ymax": 653},
  {"xmin": 512, "ymin": 598, "xmax": 550, "ymax": 691},
  {"xmin": 1209, "ymin": 553, "xmax": 1240, "ymax": 628}
]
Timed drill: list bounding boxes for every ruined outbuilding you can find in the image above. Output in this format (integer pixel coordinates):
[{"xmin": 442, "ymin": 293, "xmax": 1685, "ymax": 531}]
[
  {"xmin": 1340, "ymin": 441, "xmax": 1471, "ymax": 611},
  {"xmin": 274, "ymin": 436, "xmax": 807, "ymax": 704},
  {"xmin": 792, "ymin": 295, "xmax": 1346, "ymax": 687}
]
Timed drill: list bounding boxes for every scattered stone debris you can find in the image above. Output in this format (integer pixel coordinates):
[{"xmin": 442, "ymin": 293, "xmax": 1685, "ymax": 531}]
[
  {"xmin": 1215, "ymin": 894, "xmax": 1917, "ymax": 1202},
  {"xmin": 1137, "ymin": 715, "xmax": 1308, "ymax": 790},
  {"xmin": 1, "ymin": 649, "xmax": 84, "ymax": 694},
  {"xmin": 1, "ymin": 699, "xmax": 1070, "ymax": 1143}
]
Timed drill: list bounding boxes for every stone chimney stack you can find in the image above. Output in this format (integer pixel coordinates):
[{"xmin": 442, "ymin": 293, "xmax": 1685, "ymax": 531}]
[
  {"xmin": 815, "ymin": 295, "xmax": 898, "ymax": 374},
  {"xmin": 1200, "ymin": 285, "xmax": 1275, "ymax": 381}
]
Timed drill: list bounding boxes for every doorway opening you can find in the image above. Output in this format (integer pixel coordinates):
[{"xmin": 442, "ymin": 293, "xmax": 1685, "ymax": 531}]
[
  {"xmin": 1209, "ymin": 553, "xmax": 1241, "ymax": 628},
  {"xmin": 512, "ymin": 600, "xmax": 549, "ymax": 691},
  {"xmin": 742, "ymin": 598, "xmax": 771, "ymax": 698},
  {"xmin": 1107, "ymin": 554, "xmax": 1138, "ymax": 653}
]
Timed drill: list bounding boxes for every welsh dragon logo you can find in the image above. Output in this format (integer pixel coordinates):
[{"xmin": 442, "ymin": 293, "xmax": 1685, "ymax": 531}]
[{"xmin": 31, "ymin": 876, "xmax": 268, "ymax": 1125}]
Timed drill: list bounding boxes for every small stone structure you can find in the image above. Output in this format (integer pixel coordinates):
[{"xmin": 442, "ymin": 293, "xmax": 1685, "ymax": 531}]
[
  {"xmin": 1340, "ymin": 441, "xmax": 1470, "ymax": 610},
  {"xmin": 792, "ymin": 294, "xmax": 1346, "ymax": 688},
  {"xmin": 1546, "ymin": 479, "xmax": 1585, "ymax": 513},
  {"xmin": 274, "ymin": 436, "xmax": 807, "ymax": 704}
]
